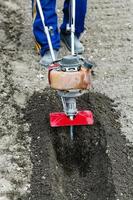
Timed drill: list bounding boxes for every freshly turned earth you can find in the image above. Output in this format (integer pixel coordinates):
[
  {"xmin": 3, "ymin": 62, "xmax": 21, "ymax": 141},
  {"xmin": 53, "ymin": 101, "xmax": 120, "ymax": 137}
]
[{"xmin": 24, "ymin": 88, "xmax": 133, "ymax": 200}]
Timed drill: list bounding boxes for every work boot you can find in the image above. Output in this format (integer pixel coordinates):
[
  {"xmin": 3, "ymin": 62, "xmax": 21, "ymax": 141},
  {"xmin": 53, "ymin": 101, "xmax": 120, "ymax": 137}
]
[
  {"xmin": 60, "ymin": 32, "xmax": 84, "ymax": 54},
  {"xmin": 40, "ymin": 50, "xmax": 58, "ymax": 67}
]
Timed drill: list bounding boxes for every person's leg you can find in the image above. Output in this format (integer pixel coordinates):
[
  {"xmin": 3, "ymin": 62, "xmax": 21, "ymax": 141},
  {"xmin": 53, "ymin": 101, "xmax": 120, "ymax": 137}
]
[
  {"xmin": 75, "ymin": 0, "xmax": 87, "ymax": 38},
  {"xmin": 32, "ymin": 0, "xmax": 60, "ymax": 56},
  {"xmin": 61, "ymin": 0, "xmax": 87, "ymax": 37},
  {"xmin": 60, "ymin": 0, "xmax": 70, "ymax": 33}
]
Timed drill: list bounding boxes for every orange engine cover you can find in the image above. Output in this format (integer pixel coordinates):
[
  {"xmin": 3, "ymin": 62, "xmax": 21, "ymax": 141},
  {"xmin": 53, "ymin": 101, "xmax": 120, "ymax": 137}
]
[{"xmin": 49, "ymin": 66, "xmax": 92, "ymax": 91}]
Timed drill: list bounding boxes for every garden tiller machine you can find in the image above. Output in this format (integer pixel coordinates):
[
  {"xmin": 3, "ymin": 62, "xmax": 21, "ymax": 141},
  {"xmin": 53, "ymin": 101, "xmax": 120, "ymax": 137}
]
[{"xmin": 37, "ymin": 0, "xmax": 94, "ymax": 140}]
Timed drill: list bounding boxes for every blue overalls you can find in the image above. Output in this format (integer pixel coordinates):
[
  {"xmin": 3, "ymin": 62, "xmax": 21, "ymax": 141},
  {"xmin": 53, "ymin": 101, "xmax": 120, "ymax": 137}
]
[{"xmin": 32, "ymin": 0, "xmax": 87, "ymax": 56}]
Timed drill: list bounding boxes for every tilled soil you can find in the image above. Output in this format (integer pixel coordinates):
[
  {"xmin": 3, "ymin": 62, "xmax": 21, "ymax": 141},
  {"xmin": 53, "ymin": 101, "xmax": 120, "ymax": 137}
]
[
  {"xmin": 0, "ymin": 0, "xmax": 133, "ymax": 200},
  {"xmin": 24, "ymin": 89, "xmax": 133, "ymax": 200}
]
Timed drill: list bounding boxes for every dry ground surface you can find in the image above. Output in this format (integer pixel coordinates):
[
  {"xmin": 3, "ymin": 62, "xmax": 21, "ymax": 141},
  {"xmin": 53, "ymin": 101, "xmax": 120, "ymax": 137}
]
[{"xmin": 0, "ymin": 0, "xmax": 133, "ymax": 200}]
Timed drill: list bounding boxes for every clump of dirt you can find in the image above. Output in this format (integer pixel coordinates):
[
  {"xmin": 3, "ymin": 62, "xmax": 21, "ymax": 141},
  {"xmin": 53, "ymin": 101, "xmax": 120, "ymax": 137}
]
[{"xmin": 24, "ymin": 88, "xmax": 133, "ymax": 200}]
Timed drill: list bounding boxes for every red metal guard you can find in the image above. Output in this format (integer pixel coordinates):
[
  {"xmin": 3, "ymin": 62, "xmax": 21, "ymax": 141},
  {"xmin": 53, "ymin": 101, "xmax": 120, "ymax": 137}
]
[{"xmin": 50, "ymin": 111, "xmax": 94, "ymax": 127}]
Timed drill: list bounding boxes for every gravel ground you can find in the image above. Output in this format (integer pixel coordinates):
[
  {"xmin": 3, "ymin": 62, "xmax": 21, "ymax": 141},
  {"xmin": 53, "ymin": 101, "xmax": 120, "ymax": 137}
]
[{"xmin": 0, "ymin": 0, "xmax": 133, "ymax": 199}]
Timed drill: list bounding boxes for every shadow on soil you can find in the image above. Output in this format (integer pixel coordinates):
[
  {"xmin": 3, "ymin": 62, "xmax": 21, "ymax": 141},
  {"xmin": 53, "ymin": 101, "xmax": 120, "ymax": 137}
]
[{"xmin": 23, "ymin": 88, "xmax": 133, "ymax": 200}]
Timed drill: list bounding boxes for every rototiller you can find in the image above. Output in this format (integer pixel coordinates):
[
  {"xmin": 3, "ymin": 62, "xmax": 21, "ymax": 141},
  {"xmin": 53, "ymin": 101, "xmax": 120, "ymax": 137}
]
[{"xmin": 37, "ymin": 0, "xmax": 94, "ymax": 140}]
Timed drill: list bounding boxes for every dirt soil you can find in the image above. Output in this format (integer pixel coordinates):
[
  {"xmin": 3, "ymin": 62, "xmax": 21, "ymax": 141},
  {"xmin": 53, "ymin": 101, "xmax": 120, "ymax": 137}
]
[
  {"xmin": 24, "ymin": 89, "xmax": 133, "ymax": 200},
  {"xmin": 0, "ymin": 0, "xmax": 133, "ymax": 200}
]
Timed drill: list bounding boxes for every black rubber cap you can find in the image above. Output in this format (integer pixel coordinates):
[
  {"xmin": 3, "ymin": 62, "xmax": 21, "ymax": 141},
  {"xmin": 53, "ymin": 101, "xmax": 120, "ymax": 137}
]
[{"xmin": 84, "ymin": 60, "xmax": 93, "ymax": 69}]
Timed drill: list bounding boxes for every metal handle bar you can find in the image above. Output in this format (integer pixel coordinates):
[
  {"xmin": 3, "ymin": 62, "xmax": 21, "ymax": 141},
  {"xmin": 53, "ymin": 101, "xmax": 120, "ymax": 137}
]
[{"xmin": 71, "ymin": 0, "xmax": 76, "ymax": 55}]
